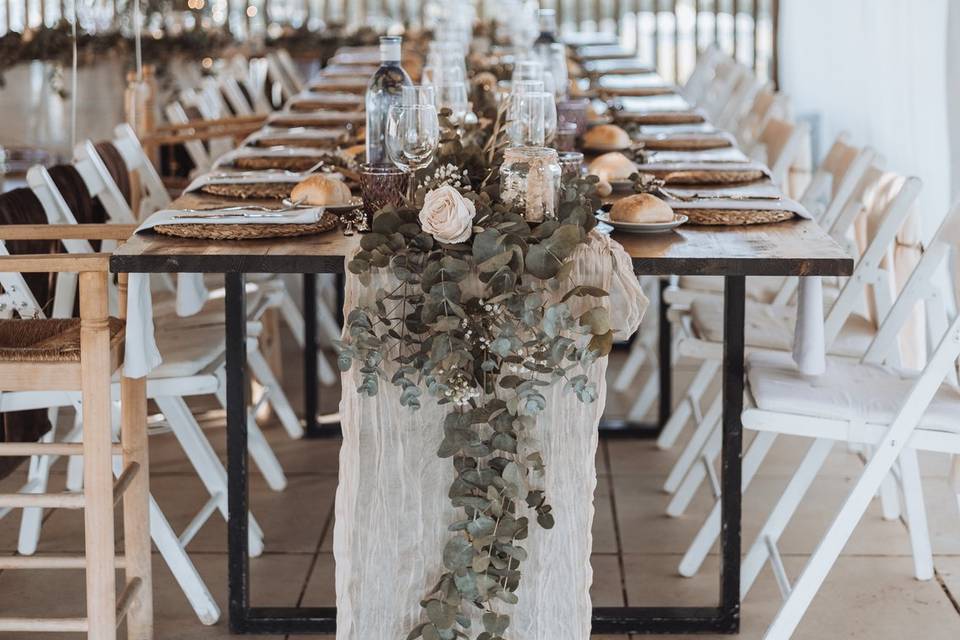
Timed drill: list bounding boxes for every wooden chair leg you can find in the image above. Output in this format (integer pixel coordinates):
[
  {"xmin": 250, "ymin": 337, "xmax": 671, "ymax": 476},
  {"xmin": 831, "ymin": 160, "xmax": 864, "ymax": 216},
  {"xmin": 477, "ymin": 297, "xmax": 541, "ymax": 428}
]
[
  {"xmin": 79, "ymin": 269, "xmax": 117, "ymax": 638},
  {"xmin": 121, "ymin": 374, "xmax": 154, "ymax": 639}
]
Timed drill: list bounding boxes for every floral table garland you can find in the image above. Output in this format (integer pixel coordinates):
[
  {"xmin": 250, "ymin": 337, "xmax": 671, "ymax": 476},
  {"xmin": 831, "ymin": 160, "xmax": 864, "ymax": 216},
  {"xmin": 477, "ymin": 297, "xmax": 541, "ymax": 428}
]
[{"xmin": 336, "ymin": 100, "xmax": 633, "ymax": 640}]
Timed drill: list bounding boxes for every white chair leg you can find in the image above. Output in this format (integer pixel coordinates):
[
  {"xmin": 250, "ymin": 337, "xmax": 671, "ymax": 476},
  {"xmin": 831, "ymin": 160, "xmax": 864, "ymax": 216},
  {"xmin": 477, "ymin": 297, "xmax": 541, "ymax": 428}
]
[
  {"xmin": 146, "ymin": 492, "xmax": 221, "ymax": 624},
  {"xmin": 16, "ymin": 430, "xmax": 56, "ymax": 555},
  {"xmin": 246, "ymin": 344, "xmax": 304, "ymax": 439},
  {"xmin": 657, "ymin": 360, "xmax": 720, "ymax": 450},
  {"xmin": 667, "ymin": 422, "xmax": 721, "ymax": 517},
  {"xmin": 878, "ymin": 461, "xmax": 902, "ymax": 520},
  {"xmin": 626, "ymin": 331, "xmax": 683, "ymax": 423},
  {"xmin": 898, "ymin": 447, "xmax": 933, "ymax": 581},
  {"xmin": 65, "ymin": 410, "xmax": 85, "ymax": 491},
  {"xmin": 951, "ymin": 455, "xmax": 960, "ymax": 515},
  {"xmin": 741, "ymin": 437, "xmax": 835, "ymax": 599},
  {"xmin": 613, "ymin": 330, "xmax": 651, "ymax": 392},
  {"xmin": 277, "ymin": 286, "xmax": 305, "ymax": 346},
  {"xmin": 678, "ymin": 430, "xmax": 778, "ymax": 577},
  {"xmin": 214, "ymin": 367, "xmax": 290, "ymax": 491},
  {"xmin": 154, "ymin": 396, "xmax": 265, "ymax": 557},
  {"xmin": 276, "ymin": 286, "xmax": 338, "ymax": 385},
  {"xmin": 664, "ymin": 395, "xmax": 721, "ymax": 494},
  {"xmin": 762, "ymin": 438, "xmax": 906, "ymax": 639}
]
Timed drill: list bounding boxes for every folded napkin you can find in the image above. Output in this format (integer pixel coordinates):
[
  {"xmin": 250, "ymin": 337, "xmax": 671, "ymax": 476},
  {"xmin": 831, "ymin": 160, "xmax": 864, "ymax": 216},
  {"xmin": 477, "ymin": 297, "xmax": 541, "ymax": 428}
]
[
  {"xmin": 597, "ymin": 73, "xmax": 671, "ymax": 90},
  {"xmin": 138, "ymin": 207, "xmax": 322, "ymax": 229},
  {"xmin": 638, "ymin": 160, "xmax": 773, "ymax": 181},
  {"xmin": 288, "ymin": 90, "xmax": 364, "ymax": 108},
  {"xmin": 185, "ymin": 169, "xmax": 314, "ymax": 193},
  {"xmin": 638, "ymin": 122, "xmax": 718, "ymax": 135},
  {"xmin": 577, "ymin": 44, "xmax": 635, "ymax": 60},
  {"xmin": 584, "ymin": 58, "xmax": 654, "ymax": 74},
  {"xmin": 245, "ymin": 126, "xmax": 345, "ymax": 145},
  {"xmin": 213, "ymin": 145, "xmax": 332, "ymax": 169},
  {"xmin": 617, "ymin": 94, "xmax": 693, "ymax": 113},
  {"xmin": 662, "ymin": 185, "xmax": 811, "ymax": 219},
  {"xmin": 319, "ymin": 65, "xmax": 379, "ymax": 77},
  {"xmin": 268, "ymin": 111, "xmax": 365, "ymax": 126},
  {"xmin": 643, "ymin": 147, "xmax": 749, "ymax": 164},
  {"xmin": 123, "ymin": 207, "xmax": 324, "ymax": 378}
]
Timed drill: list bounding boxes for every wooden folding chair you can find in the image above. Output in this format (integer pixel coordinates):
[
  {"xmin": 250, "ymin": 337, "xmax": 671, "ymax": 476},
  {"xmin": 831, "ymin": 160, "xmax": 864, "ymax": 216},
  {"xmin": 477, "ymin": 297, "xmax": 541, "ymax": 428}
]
[{"xmin": 0, "ymin": 225, "xmax": 151, "ymax": 638}]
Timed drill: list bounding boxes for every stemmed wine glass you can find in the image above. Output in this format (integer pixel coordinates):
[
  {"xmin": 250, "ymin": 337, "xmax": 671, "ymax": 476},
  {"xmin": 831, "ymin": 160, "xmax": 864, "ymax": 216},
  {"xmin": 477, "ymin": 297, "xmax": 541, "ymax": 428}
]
[
  {"xmin": 385, "ymin": 102, "xmax": 440, "ymax": 202},
  {"xmin": 435, "ymin": 81, "xmax": 470, "ymax": 124}
]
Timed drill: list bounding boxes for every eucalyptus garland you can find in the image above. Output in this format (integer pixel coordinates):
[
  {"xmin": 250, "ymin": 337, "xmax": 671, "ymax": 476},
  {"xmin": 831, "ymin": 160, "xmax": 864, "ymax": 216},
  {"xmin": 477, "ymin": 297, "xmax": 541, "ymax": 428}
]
[{"xmin": 336, "ymin": 109, "xmax": 615, "ymax": 640}]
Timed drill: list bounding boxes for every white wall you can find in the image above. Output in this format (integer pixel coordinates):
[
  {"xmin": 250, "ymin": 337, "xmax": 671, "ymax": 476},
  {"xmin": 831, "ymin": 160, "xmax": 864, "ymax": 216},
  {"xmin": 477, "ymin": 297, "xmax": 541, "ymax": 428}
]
[{"xmin": 778, "ymin": 0, "xmax": 952, "ymax": 236}]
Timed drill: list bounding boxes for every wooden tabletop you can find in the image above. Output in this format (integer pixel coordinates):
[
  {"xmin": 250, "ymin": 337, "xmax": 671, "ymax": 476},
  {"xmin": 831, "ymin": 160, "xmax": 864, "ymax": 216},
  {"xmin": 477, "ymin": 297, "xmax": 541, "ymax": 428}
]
[{"xmin": 111, "ymin": 194, "xmax": 852, "ymax": 276}]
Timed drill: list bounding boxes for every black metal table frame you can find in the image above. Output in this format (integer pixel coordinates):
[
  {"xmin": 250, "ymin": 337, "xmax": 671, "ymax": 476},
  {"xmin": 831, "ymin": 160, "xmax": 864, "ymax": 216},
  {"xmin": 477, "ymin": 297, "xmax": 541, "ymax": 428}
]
[{"xmin": 218, "ymin": 270, "xmax": 744, "ymax": 635}]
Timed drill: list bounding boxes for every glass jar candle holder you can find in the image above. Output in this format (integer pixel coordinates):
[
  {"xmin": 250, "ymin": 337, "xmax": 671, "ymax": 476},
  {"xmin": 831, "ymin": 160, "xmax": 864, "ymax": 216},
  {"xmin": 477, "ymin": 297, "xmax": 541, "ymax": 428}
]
[
  {"xmin": 359, "ymin": 163, "xmax": 410, "ymax": 223},
  {"xmin": 499, "ymin": 146, "xmax": 562, "ymax": 223},
  {"xmin": 553, "ymin": 121, "xmax": 578, "ymax": 152},
  {"xmin": 556, "ymin": 97, "xmax": 590, "ymax": 136},
  {"xmin": 558, "ymin": 151, "xmax": 585, "ymax": 184}
]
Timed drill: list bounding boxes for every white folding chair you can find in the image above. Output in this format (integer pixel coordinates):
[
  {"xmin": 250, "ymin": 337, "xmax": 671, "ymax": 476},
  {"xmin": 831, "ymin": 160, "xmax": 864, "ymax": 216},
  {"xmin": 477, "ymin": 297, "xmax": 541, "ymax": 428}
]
[
  {"xmin": 681, "ymin": 44, "xmax": 726, "ymax": 107},
  {"xmin": 672, "ymin": 172, "xmax": 923, "ymax": 577},
  {"xmin": 619, "ymin": 136, "xmax": 878, "ymax": 432},
  {"xmin": 736, "ymin": 200, "xmax": 960, "ymax": 639},
  {"xmin": 735, "ymin": 85, "xmax": 792, "ymax": 150}
]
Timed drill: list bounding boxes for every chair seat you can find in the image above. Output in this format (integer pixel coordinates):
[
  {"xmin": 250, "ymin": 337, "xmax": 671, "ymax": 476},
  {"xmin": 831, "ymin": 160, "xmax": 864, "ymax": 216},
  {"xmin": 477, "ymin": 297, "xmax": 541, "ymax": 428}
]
[
  {"xmin": 690, "ymin": 297, "xmax": 872, "ymax": 357},
  {"xmin": 0, "ymin": 318, "xmax": 124, "ymax": 362},
  {"xmin": 747, "ymin": 351, "xmax": 960, "ymax": 433}
]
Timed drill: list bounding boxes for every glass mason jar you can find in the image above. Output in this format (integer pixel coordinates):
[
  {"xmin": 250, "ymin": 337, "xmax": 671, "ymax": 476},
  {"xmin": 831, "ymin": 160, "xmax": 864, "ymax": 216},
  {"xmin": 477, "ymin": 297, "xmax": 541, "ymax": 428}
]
[{"xmin": 499, "ymin": 146, "xmax": 562, "ymax": 223}]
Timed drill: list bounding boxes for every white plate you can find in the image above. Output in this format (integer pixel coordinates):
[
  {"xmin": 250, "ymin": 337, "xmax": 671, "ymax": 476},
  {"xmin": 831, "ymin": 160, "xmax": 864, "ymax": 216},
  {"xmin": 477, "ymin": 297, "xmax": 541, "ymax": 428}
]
[{"xmin": 596, "ymin": 211, "xmax": 687, "ymax": 233}]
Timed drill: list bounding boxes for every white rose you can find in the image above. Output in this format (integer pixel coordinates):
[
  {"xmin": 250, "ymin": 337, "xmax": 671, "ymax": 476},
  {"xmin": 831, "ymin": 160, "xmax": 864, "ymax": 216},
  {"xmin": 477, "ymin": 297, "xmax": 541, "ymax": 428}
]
[{"xmin": 418, "ymin": 185, "xmax": 476, "ymax": 244}]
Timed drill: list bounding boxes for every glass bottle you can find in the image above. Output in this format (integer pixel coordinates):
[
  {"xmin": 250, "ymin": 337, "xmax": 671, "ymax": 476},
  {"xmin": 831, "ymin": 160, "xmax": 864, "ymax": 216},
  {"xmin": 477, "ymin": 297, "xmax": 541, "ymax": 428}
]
[
  {"xmin": 365, "ymin": 36, "xmax": 413, "ymax": 166},
  {"xmin": 534, "ymin": 9, "xmax": 558, "ymax": 48}
]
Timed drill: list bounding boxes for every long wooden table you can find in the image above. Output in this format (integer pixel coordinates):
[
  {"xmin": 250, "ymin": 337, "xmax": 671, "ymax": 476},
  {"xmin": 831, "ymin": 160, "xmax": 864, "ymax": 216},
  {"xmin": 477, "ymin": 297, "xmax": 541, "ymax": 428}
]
[
  {"xmin": 112, "ymin": 212, "xmax": 850, "ymax": 637},
  {"xmin": 111, "ymin": 43, "xmax": 853, "ymax": 639}
]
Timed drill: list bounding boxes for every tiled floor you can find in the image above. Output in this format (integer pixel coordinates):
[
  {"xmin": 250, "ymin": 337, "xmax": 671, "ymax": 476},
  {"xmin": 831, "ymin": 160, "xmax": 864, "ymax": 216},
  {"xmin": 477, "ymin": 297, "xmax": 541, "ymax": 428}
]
[{"xmin": 0, "ymin": 348, "xmax": 959, "ymax": 639}]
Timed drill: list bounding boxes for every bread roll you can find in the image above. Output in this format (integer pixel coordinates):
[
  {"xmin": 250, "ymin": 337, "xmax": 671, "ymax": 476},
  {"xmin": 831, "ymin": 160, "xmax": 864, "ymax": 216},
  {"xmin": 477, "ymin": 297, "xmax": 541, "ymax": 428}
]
[
  {"xmin": 583, "ymin": 124, "xmax": 632, "ymax": 151},
  {"xmin": 587, "ymin": 152, "xmax": 637, "ymax": 183},
  {"xmin": 609, "ymin": 193, "xmax": 674, "ymax": 223},
  {"xmin": 291, "ymin": 174, "xmax": 352, "ymax": 206}
]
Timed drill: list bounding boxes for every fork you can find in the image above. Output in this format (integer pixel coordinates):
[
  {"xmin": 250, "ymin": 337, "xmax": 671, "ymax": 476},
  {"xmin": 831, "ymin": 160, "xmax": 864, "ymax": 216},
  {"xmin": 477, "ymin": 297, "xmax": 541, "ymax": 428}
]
[{"xmin": 174, "ymin": 197, "xmax": 308, "ymax": 218}]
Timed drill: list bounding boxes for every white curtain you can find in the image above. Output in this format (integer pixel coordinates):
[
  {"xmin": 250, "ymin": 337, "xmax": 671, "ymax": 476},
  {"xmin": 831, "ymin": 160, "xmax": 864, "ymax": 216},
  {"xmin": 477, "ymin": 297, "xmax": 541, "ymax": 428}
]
[{"xmin": 778, "ymin": 0, "xmax": 952, "ymax": 238}]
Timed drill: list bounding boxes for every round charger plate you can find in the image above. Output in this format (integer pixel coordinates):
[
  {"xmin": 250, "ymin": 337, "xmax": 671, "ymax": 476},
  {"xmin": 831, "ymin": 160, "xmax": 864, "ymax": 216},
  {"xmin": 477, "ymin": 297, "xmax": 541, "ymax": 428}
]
[
  {"xmin": 596, "ymin": 210, "xmax": 688, "ymax": 233},
  {"xmin": 282, "ymin": 196, "xmax": 363, "ymax": 213}
]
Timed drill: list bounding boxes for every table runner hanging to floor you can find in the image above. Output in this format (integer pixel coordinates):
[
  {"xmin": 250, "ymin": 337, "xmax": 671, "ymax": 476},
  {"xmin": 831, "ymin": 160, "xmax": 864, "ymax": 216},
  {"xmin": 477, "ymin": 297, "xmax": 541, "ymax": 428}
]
[{"xmin": 335, "ymin": 231, "xmax": 647, "ymax": 639}]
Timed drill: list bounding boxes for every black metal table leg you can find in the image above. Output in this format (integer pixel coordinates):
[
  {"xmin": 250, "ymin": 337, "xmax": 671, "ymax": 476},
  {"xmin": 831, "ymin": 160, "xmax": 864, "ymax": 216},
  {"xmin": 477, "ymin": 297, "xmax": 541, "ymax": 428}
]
[
  {"xmin": 226, "ymin": 272, "xmax": 251, "ymax": 633},
  {"xmin": 598, "ymin": 277, "xmax": 672, "ymax": 438},
  {"xmin": 302, "ymin": 273, "xmax": 321, "ymax": 438},
  {"xmin": 224, "ymin": 274, "xmax": 743, "ymax": 634},
  {"xmin": 719, "ymin": 274, "xmax": 745, "ymax": 631}
]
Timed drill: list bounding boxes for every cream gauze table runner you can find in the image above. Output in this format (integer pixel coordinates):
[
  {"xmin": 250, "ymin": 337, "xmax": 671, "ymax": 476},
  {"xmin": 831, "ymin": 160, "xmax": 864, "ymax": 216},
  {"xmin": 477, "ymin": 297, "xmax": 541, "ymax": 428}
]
[{"xmin": 335, "ymin": 231, "xmax": 647, "ymax": 639}]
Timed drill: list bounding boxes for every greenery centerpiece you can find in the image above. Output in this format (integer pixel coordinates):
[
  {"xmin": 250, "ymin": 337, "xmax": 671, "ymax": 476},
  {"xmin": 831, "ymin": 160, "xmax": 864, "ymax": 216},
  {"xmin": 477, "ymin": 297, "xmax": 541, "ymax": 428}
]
[{"xmin": 337, "ymin": 100, "xmax": 618, "ymax": 640}]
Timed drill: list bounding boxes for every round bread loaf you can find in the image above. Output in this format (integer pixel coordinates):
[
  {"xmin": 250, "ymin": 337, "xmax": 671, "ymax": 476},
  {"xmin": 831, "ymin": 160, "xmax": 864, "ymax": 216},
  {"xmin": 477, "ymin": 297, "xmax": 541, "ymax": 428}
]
[
  {"xmin": 291, "ymin": 174, "xmax": 352, "ymax": 206},
  {"xmin": 583, "ymin": 124, "xmax": 632, "ymax": 150},
  {"xmin": 587, "ymin": 152, "xmax": 637, "ymax": 183},
  {"xmin": 609, "ymin": 193, "xmax": 675, "ymax": 223}
]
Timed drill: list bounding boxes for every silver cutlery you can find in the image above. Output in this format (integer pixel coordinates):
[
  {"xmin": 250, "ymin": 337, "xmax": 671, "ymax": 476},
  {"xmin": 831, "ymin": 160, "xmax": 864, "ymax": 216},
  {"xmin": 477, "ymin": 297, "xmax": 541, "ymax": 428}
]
[
  {"xmin": 657, "ymin": 187, "xmax": 781, "ymax": 202},
  {"xmin": 172, "ymin": 212, "xmax": 293, "ymax": 220}
]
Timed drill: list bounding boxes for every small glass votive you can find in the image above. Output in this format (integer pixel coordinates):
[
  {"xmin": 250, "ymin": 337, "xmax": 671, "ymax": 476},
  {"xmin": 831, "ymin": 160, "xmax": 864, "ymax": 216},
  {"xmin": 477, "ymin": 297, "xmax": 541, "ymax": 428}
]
[
  {"xmin": 558, "ymin": 151, "xmax": 585, "ymax": 184},
  {"xmin": 553, "ymin": 122, "xmax": 578, "ymax": 152},
  {"xmin": 359, "ymin": 163, "xmax": 410, "ymax": 222},
  {"xmin": 556, "ymin": 97, "xmax": 590, "ymax": 136}
]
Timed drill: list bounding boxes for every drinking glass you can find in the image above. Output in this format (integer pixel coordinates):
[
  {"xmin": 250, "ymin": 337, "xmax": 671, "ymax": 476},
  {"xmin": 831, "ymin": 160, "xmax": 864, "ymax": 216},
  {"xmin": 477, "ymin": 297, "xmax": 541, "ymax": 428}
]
[
  {"xmin": 435, "ymin": 81, "xmax": 470, "ymax": 123},
  {"xmin": 512, "ymin": 59, "xmax": 544, "ymax": 84},
  {"xmin": 530, "ymin": 91, "xmax": 558, "ymax": 143},
  {"xmin": 540, "ymin": 43, "xmax": 569, "ymax": 100},
  {"xmin": 402, "ymin": 84, "xmax": 436, "ymax": 107},
  {"xmin": 385, "ymin": 103, "xmax": 441, "ymax": 200},
  {"xmin": 507, "ymin": 90, "xmax": 545, "ymax": 146}
]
